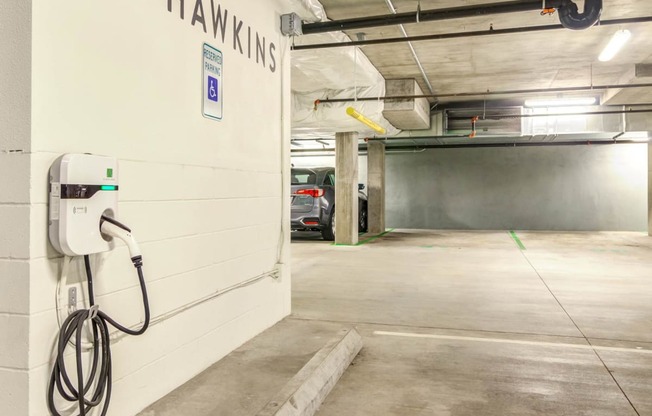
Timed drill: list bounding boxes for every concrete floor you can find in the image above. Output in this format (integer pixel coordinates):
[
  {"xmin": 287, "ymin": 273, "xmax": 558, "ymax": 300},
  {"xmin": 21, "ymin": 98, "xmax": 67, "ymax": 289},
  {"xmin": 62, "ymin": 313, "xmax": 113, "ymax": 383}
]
[{"xmin": 141, "ymin": 230, "xmax": 652, "ymax": 416}]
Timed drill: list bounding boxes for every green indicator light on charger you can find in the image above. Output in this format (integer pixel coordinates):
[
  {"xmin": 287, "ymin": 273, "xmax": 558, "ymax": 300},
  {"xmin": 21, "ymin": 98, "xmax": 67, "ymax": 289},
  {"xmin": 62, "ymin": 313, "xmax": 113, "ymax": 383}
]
[
  {"xmin": 106, "ymin": 168, "xmax": 113, "ymax": 178},
  {"xmin": 101, "ymin": 185, "xmax": 117, "ymax": 191}
]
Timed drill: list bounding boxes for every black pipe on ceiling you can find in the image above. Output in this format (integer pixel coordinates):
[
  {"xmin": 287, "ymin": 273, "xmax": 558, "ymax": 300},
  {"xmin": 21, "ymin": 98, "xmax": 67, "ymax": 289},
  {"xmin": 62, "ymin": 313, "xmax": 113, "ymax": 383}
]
[
  {"xmin": 315, "ymin": 82, "xmax": 652, "ymax": 105},
  {"xmin": 289, "ymin": 139, "xmax": 647, "ymax": 154},
  {"xmin": 293, "ymin": 16, "xmax": 652, "ymax": 51},
  {"xmin": 301, "ymin": 0, "xmax": 544, "ymax": 35},
  {"xmin": 301, "ymin": 0, "xmax": 603, "ymax": 35},
  {"xmin": 554, "ymin": 0, "xmax": 603, "ymax": 30}
]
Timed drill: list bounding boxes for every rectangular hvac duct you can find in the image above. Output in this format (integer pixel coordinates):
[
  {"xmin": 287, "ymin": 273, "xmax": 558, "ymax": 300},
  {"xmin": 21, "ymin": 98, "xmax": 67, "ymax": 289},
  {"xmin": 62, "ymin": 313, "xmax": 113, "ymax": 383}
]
[{"xmin": 382, "ymin": 79, "xmax": 431, "ymax": 130}]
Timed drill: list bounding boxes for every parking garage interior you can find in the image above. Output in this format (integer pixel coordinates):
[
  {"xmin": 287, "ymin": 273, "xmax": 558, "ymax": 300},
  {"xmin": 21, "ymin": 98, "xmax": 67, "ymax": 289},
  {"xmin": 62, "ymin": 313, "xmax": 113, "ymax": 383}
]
[{"xmin": 1, "ymin": 1, "xmax": 652, "ymax": 415}]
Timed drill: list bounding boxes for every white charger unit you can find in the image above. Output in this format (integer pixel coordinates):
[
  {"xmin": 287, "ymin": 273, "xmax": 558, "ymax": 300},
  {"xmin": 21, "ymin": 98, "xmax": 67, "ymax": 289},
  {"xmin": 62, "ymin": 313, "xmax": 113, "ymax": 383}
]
[{"xmin": 49, "ymin": 154, "xmax": 119, "ymax": 256}]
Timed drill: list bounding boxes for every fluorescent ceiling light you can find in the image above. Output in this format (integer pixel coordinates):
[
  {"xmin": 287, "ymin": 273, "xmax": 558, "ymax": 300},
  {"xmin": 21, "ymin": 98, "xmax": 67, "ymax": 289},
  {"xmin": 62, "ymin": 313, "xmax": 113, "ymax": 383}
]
[
  {"xmin": 599, "ymin": 29, "xmax": 632, "ymax": 62},
  {"xmin": 524, "ymin": 97, "xmax": 597, "ymax": 107}
]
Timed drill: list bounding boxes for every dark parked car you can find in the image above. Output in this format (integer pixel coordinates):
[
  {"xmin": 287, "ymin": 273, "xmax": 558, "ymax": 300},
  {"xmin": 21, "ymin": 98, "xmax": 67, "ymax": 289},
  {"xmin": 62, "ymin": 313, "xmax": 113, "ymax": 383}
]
[{"xmin": 291, "ymin": 167, "xmax": 368, "ymax": 240}]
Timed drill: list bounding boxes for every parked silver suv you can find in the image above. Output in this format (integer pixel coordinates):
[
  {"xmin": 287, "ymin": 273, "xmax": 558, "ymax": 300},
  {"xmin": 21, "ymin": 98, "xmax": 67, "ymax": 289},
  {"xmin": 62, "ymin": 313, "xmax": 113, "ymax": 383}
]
[{"xmin": 291, "ymin": 167, "xmax": 368, "ymax": 240}]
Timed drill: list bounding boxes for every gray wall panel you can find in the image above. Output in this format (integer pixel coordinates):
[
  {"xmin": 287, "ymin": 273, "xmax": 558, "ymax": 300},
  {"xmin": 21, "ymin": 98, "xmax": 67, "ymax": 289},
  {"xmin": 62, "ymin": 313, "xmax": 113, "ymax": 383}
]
[{"xmin": 386, "ymin": 145, "xmax": 648, "ymax": 231}]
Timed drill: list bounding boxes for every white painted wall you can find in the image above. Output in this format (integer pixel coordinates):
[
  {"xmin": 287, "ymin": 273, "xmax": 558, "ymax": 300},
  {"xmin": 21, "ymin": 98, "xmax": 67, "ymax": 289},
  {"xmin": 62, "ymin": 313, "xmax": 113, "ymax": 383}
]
[
  {"xmin": 0, "ymin": 2, "xmax": 31, "ymax": 415},
  {"xmin": 1, "ymin": 0, "xmax": 293, "ymax": 414}
]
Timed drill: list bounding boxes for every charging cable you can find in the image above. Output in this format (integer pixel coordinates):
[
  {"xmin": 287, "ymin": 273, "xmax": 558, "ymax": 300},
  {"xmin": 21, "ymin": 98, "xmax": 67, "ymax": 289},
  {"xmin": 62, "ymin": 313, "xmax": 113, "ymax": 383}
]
[{"xmin": 47, "ymin": 216, "xmax": 150, "ymax": 416}]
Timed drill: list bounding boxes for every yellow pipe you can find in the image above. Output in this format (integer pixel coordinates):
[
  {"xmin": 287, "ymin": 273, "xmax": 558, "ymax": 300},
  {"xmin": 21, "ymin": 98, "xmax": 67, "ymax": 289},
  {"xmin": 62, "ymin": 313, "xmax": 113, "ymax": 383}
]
[{"xmin": 346, "ymin": 107, "xmax": 387, "ymax": 135}]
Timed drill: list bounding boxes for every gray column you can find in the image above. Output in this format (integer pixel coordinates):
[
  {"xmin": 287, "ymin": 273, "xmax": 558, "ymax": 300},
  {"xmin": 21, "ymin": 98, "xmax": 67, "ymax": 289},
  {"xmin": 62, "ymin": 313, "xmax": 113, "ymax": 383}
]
[
  {"xmin": 649, "ymin": 143, "xmax": 652, "ymax": 236},
  {"xmin": 335, "ymin": 132, "xmax": 359, "ymax": 245},
  {"xmin": 367, "ymin": 142, "xmax": 386, "ymax": 235}
]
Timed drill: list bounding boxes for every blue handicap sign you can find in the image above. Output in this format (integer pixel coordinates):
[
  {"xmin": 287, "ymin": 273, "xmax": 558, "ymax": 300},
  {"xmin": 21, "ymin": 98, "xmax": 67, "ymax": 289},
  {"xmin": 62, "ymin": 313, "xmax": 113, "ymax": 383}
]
[
  {"xmin": 208, "ymin": 76, "xmax": 219, "ymax": 102},
  {"xmin": 202, "ymin": 44, "xmax": 223, "ymax": 121}
]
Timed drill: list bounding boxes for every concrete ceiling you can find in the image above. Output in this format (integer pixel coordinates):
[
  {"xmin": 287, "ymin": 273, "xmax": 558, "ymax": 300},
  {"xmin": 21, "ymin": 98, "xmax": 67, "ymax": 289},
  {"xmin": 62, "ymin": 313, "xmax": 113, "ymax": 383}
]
[{"xmin": 309, "ymin": 0, "xmax": 652, "ymax": 105}]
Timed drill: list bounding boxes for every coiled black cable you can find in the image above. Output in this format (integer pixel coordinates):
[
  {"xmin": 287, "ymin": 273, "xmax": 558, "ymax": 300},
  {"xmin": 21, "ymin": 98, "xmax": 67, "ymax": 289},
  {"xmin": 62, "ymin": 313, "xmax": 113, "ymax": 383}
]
[{"xmin": 47, "ymin": 255, "xmax": 150, "ymax": 416}]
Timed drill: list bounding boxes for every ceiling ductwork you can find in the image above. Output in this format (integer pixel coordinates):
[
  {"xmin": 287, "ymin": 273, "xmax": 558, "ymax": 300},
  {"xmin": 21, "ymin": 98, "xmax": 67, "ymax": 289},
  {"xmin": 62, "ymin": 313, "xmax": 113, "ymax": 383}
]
[
  {"xmin": 290, "ymin": 0, "xmax": 400, "ymax": 139},
  {"xmin": 552, "ymin": 0, "xmax": 603, "ymax": 30},
  {"xmin": 289, "ymin": 0, "xmax": 608, "ymax": 140},
  {"xmin": 382, "ymin": 79, "xmax": 431, "ymax": 130}
]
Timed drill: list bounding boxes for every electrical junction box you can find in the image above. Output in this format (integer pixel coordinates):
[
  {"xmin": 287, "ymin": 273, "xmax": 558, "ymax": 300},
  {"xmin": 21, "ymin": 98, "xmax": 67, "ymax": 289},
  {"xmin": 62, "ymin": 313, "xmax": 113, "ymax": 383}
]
[
  {"xmin": 49, "ymin": 154, "xmax": 119, "ymax": 256},
  {"xmin": 281, "ymin": 13, "xmax": 303, "ymax": 36}
]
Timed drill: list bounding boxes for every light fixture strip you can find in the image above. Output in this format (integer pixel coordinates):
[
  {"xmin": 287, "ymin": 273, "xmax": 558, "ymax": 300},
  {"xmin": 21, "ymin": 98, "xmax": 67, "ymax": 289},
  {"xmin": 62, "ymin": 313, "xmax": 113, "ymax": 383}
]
[
  {"xmin": 599, "ymin": 29, "xmax": 632, "ymax": 62},
  {"xmin": 524, "ymin": 97, "xmax": 597, "ymax": 108}
]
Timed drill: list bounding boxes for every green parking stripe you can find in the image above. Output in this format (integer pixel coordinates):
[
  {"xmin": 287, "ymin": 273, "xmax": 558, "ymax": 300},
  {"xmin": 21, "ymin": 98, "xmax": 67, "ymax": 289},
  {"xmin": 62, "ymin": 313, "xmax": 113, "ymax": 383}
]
[
  {"xmin": 332, "ymin": 229, "xmax": 395, "ymax": 246},
  {"xmin": 357, "ymin": 228, "xmax": 395, "ymax": 245},
  {"xmin": 509, "ymin": 231, "xmax": 526, "ymax": 251}
]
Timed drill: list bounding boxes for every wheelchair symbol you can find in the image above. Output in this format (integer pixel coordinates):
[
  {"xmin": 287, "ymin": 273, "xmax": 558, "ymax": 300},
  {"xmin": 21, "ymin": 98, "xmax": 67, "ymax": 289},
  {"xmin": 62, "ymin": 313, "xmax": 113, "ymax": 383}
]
[{"xmin": 208, "ymin": 76, "xmax": 218, "ymax": 102}]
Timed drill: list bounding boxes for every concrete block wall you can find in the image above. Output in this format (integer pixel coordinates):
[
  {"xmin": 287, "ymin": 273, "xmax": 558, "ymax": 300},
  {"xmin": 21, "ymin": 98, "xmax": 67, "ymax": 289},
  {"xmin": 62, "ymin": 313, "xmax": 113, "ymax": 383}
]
[
  {"xmin": 1, "ymin": 0, "xmax": 293, "ymax": 414},
  {"xmin": 0, "ymin": 1, "xmax": 32, "ymax": 414},
  {"xmin": 387, "ymin": 145, "xmax": 649, "ymax": 232}
]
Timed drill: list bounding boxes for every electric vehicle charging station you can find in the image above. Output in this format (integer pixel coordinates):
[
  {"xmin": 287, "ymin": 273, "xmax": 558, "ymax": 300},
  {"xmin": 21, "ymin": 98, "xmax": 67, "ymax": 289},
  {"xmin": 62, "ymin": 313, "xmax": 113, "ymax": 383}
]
[
  {"xmin": 49, "ymin": 154, "xmax": 120, "ymax": 256},
  {"xmin": 48, "ymin": 153, "xmax": 149, "ymax": 416}
]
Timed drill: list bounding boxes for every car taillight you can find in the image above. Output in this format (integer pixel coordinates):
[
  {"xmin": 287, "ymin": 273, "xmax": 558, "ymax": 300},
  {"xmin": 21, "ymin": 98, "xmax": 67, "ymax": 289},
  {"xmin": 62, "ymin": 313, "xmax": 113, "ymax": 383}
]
[{"xmin": 296, "ymin": 188, "xmax": 324, "ymax": 198}]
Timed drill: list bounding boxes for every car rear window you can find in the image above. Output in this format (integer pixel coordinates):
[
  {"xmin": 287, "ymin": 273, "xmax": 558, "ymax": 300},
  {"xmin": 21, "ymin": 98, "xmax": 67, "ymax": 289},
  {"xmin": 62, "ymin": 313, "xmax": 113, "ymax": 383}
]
[{"xmin": 291, "ymin": 169, "xmax": 317, "ymax": 185}]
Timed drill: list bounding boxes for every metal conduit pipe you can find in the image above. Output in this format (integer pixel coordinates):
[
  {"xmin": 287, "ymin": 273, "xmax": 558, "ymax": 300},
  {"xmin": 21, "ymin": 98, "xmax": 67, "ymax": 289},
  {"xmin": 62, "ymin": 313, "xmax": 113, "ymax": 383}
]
[
  {"xmin": 301, "ymin": 0, "xmax": 602, "ymax": 35},
  {"xmin": 314, "ymin": 82, "xmax": 652, "ymax": 105},
  {"xmin": 290, "ymin": 140, "xmax": 648, "ymax": 154},
  {"xmin": 445, "ymin": 108, "xmax": 652, "ymax": 120},
  {"xmin": 293, "ymin": 16, "xmax": 652, "ymax": 51},
  {"xmin": 301, "ymin": 1, "xmax": 544, "ymax": 35}
]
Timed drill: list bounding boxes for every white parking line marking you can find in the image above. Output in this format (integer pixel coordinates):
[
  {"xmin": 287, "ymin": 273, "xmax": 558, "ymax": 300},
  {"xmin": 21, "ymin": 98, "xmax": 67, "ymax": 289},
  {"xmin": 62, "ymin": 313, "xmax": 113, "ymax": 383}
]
[{"xmin": 374, "ymin": 331, "xmax": 652, "ymax": 355}]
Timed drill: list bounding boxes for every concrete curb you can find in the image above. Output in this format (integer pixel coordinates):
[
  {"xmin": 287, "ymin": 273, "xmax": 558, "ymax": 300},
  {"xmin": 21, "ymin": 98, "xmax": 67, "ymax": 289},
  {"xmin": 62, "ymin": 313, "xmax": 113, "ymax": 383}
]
[{"xmin": 256, "ymin": 328, "xmax": 363, "ymax": 416}]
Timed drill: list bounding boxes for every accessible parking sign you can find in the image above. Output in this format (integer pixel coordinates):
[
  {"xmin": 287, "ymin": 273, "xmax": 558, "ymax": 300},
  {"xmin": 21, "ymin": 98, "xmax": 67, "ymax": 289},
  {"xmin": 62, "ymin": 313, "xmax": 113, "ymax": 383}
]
[{"xmin": 203, "ymin": 43, "xmax": 223, "ymax": 121}]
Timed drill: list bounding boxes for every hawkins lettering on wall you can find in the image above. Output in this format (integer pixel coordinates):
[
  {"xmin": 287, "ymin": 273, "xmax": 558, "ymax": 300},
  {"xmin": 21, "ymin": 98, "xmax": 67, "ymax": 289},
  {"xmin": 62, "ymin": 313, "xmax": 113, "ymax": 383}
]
[{"xmin": 167, "ymin": 0, "xmax": 277, "ymax": 74}]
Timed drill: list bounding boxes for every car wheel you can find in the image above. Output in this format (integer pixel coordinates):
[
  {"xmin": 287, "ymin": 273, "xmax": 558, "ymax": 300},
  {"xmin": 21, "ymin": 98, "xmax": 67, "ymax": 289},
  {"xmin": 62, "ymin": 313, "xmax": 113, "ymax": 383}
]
[
  {"xmin": 359, "ymin": 205, "xmax": 368, "ymax": 233},
  {"xmin": 321, "ymin": 209, "xmax": 335, "ymax": 241}
]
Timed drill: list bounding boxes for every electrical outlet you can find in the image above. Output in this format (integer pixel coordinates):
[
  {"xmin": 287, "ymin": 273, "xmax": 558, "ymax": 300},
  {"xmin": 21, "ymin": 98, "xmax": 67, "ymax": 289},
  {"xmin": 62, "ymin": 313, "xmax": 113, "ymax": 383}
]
[{"xmin": 68, "ymin": 287, "xmax": 77, "ymax": 311}]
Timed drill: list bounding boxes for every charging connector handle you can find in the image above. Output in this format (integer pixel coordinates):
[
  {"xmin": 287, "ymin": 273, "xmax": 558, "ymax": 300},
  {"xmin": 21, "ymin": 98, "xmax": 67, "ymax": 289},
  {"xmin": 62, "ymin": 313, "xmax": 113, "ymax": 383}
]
[{"xmin": 100, "ymin": 216, "xmax": 141, "ymax": 260}]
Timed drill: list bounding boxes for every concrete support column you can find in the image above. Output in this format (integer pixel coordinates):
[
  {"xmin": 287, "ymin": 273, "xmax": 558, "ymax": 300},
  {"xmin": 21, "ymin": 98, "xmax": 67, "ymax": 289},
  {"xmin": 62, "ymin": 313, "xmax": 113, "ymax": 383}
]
[
  {"xmin": 367, "ymin": 142, "xmax": 386, "ymax": 235},
  {"xmin": 649, "ymin": 143, "xmax": 652, "ymax": 236},
  {"xmin": 335, "ymin": 132, "xmax": 359, "ymax": 245}
]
